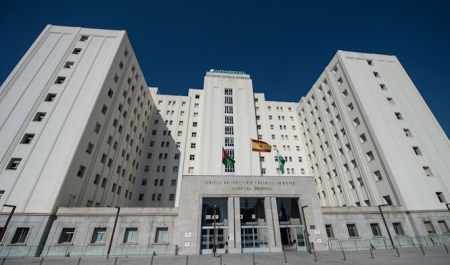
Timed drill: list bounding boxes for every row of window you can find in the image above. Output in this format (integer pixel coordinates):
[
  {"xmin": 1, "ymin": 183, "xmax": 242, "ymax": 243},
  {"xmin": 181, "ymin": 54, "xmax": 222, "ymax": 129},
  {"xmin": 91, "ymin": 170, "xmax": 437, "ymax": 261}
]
[
  {"xmin": 39, "ymin": 226, "xmax": 167, "ymax": 245},
  {"xmin": 138, "ymin": 193, "xmax": 175, "ymax": 202},
  {"xmin": 326, "ymin": 219, "xmax": 450, "ymax": 239}
]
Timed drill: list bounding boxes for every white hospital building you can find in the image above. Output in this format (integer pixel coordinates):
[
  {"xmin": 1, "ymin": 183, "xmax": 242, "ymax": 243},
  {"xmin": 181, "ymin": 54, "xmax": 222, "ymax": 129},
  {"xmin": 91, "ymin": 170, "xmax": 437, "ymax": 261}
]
[{"xmin": 0, "ymin": 25, "xmax": 449, "ymax": 257}]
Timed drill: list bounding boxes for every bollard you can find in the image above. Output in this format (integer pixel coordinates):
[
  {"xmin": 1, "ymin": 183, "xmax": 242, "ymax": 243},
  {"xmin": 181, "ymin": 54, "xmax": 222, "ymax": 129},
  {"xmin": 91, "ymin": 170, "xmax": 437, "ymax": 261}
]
[
  {"xmin": 114, "ymin": 257, "xmax": 118, "ymax": 265},
  {"xmin": 313, "ymin": 249, "xmax": 317, "ymax": 262},
  {"xmin": 186, "ymin": 255, "xmax": 189, "ymax": 265},
  {"xmin": 342, "ymin": 249, "xmax": 346, "ymax": 261},
  {"xmin": 77, "ymin": 257, "xmax": 82, "ymax": 265},
  {"xmin": 283, "ymin": 250, "xmax": 287, "ymax": 263},
  {"xmin": 220, "ymin": 255, "xmax": 222, "ymax": 265},
  {"xmin": 150, "ymin": 255, "xmax": 154, "ymax": 265},
  {"xmin": 369, "ymin": 248, "xmax": 374, "ymax": 259},
  {"xmin": 419, "ymin": 245, "xmax": 425, "ymax": 256},
  {"xmin": 395, "ymin": 247, "xmax": 400, "ymax": 257},
  {"xmin": 1, "ymin": 257, "xmax": 6, "ymax": 265},
  {"xmin": 39, "ymin": 257, "xmax": 44, "ymax": 265},
  {"xmin": 253, "ymin": 253, "xmax": 256, "ymax": 265},
  {"xmin": 444, "ymin": 244, "xmax": 449, "ymax": 254}
]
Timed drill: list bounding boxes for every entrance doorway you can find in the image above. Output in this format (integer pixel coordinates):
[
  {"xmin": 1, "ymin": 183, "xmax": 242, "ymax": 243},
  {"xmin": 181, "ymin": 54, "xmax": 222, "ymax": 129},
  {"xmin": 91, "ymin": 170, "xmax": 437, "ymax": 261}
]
[
  {"xmin": 280, "ymin": 226, "xmax": 306, "ymax": 251},
  {"xmin": 241, "ymin": 226, "xmax": 269, "ymax": 253},
  {"xmin": 200, "ymin": 198, "xmax": 228, "ymax": 254}
]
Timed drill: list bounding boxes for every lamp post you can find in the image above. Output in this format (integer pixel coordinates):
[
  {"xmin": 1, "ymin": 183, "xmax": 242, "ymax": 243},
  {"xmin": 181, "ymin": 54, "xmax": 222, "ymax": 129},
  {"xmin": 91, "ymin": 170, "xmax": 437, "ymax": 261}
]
[
  {"xmin": 0, "ymin": 204, "xmax": 16, "ymax": 245},
  {"xmin": 213, "ymin": 205, "xmax": 217, "ymax": 257},
  {"xmin": 301, "ymin": 205, "xmax": 310, "ymax": 253},
  {"xmin": 106, "ymin": 206, "xmax": 120, "ymax": 259},
  {"xmin": 446, "ymin": 203, "xmax": 450, "ymax": 214},
  {"xmin": 378, "ymin": 204, "xmax": 395, "ymax": 249}
]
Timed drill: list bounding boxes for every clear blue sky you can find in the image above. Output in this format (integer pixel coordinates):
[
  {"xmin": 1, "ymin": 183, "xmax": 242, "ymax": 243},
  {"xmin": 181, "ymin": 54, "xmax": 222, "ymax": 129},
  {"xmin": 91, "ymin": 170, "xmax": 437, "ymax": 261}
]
[{"xmin": 1, "ymin": 0, "xmax": 449, "ymax": 137}]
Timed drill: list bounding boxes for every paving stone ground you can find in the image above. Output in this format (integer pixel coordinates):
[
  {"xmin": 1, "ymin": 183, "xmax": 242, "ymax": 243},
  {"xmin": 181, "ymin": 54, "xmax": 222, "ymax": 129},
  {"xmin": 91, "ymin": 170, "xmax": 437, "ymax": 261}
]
[{"xmin": 1, "ymin": 246, "xmax": 449, "ymax": 265}]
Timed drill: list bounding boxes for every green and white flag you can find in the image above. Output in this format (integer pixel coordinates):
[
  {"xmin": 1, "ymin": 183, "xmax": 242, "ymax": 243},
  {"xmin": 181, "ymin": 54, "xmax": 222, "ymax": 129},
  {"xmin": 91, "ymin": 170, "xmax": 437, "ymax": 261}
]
[{"xmin": 277, "ymin": 150, "xmax": 286, "ymax": 174}]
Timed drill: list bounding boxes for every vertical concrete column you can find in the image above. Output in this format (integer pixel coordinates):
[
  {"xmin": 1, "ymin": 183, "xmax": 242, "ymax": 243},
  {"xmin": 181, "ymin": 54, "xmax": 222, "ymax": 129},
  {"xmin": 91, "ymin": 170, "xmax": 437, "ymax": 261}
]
[
  {"xmin": 270, "ymin": 197, "xmax": 282, "ymax": 251},
  {"xmin": 264, "ymin": 197, "xmax": 282, "ymax": 252},
  {"xmin": 230, "ymin": 196, "xmax": 242, "ymax": 254},
  {"xmin": 227, "ymin": 197, "xmax": 236, "ymax": 253}
]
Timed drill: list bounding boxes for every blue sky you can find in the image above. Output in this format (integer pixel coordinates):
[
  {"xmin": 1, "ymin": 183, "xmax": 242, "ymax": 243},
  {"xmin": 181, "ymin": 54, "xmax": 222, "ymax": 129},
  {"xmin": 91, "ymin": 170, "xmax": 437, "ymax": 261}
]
[{"xmin": 1, "ymin": 0, "xmax": 449, "ymax": 136}]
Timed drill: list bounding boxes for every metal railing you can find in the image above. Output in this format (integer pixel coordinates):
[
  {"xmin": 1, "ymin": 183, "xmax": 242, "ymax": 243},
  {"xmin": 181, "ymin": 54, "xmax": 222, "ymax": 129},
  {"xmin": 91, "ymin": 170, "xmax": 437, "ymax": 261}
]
[
  {"xmin": 328, "ymin": 234, "xmax": 450, "ymax": 250},
  {"xmin": 0, "ymin": 243, "xmax": 178, "ymax": 258}
]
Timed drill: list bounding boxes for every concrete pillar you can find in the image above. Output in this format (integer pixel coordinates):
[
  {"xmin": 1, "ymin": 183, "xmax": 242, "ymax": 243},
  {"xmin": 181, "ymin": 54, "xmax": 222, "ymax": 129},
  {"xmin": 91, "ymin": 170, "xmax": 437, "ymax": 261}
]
[{"xmin": 229, "ymin": 196, "xmax": 241, "ymax": 254}]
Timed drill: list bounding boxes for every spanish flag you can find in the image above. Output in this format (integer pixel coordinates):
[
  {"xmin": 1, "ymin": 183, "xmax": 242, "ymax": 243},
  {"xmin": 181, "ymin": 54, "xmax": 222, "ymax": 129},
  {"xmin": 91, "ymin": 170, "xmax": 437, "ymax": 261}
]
[{"xmin": 251, "ymin": 139, "xmax": 272, "ymax": 152}]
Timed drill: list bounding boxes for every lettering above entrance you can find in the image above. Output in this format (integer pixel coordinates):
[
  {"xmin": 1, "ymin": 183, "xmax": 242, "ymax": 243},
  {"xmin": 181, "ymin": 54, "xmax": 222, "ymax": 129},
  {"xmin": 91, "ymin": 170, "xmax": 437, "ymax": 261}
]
[{"xmin": 204, "ymin": 180, "xmax": 297, "ymax": 192}]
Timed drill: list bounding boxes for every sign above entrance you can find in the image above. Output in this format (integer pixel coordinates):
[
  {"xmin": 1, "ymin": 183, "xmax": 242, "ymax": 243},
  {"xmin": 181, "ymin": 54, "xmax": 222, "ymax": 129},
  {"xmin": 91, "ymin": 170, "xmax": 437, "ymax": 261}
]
[{"xmin": 209, "ymin": 69, "xmax": 247, "ymax": 75}]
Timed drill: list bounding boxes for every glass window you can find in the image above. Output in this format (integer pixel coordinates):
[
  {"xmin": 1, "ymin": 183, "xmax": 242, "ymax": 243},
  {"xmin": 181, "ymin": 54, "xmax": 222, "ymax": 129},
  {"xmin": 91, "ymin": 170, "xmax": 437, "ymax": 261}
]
[
  {"xmin": 123, "ymin": 228, "xmax": 138, "ymax": 243},
  {"xmin": 370, "ymin": 223, "xmax": 382, "ymax": 236},
  {"xmin": 91, "ymin": 228, "xmax": 107, "ymax": 243},
  {"xmin": 58, "ymin": 228, "xmax": 75, "ymax": 243},
  {"xmin": 11, "ymin": 228, "xmax": 30, "ymax": 244},
  {"xmin": 155, "ymin": 228, "xmax": 168, "ymax": 243},
  {"xmin": 347, "ymin": 224, "xmax": 359, "ymax": 237},
  {"xmin": 393, "ymin": 223, "xmax": 404, "ymax": 235}
]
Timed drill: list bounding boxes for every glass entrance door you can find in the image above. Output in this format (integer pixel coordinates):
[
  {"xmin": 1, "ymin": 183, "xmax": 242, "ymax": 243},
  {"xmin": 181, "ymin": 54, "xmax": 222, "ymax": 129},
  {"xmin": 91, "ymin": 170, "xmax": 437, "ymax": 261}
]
[
  {"xmin": 241, "ymin": 226, "xmax": 269, "ymax": 253},
  {"xmin": 200, "ymin": 227, "xmax": 228, "ymax": 254},
  {"xmin": 200, "ymin": 198, "xmax": 228, "ymax": 254},
  {"xmin": 280, "ymin": 226, "xmax": 306, "ymax": 251}
]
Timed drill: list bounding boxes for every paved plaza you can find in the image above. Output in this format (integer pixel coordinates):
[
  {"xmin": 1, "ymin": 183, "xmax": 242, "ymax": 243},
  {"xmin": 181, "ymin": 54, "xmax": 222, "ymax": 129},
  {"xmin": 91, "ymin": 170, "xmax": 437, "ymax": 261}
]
[{"xmin": 1, "ymin": 246, "xmax": 449, "ymax": 265}]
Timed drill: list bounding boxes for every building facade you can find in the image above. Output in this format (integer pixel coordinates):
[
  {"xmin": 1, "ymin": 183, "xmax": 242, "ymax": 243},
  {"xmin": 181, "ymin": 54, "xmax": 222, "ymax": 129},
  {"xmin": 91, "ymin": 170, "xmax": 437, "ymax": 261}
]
[{"xmin": 0, "ymin": 25, "xmax": 449, "ymax": 257}]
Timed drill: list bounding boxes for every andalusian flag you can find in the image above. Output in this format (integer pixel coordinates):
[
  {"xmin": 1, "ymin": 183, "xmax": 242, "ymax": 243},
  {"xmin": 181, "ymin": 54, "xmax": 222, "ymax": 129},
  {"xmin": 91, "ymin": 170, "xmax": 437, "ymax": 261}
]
[
  {"xmin": 251, "ymin": 139, "xmax": 272, "ymax": 152},
  {"xmin": 222, "ymin": 148, "xmax": 235, "ymax": 166},
  {"xmin": 277, "ymin": 150, "xmax": 286, "ymax": 174}
]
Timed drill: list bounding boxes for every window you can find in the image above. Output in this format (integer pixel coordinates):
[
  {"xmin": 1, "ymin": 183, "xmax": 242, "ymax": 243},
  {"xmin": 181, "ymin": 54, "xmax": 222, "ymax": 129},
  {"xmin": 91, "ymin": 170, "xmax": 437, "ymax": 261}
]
[
  {"xmin": 423, "ymin": 166, "xmax": 433, "ymax": 177},
  {"xmin": 195, "ymin": 94, "xmax": 200, "ymax": 99},
  {"xmin": 58, "ymin": 228, "xmax": 75, "ymax": 243},
  {"xmin": 373, "ymin": 72, "xmax": 380, "ymax": 77},
  {"xmin": 101, "ymin": 178, "xmax": 107, "ymax": 188},
  {"xmin": 402, "ymin": 128, "xmax": 413, "ymax": 137},
  {"xmin": 436, "ymin": 192, "xmax": 447, "ymax": 203},
  {"xmin": 393, "ymin": 223, "xmax": 404, "ymax": 235},
  {"xmin": 93, "ymin": 174, "xmax": 100, "ymax": 185},
  {"xmin": 123, "ymin": 228, "xmax": 138, "ymax": 243},
  {"xmin": 155, "ymin": 228, "xmax": 168, "ymax": 243},
  {"xmin": 138, "ymin": 194, "xmax": 144, "ymax": 201},
  {"xmin": 413, "ymin": 146, "xmax": 422, "ymax": 155},
  {"xmin": 64, "ymin": 61, "xmax": 74, "ymax": 68},
  {"xmin": 373, "ymin": 170, "xmax": 382, "ymax": 181},
  {"xmin": 424, "ymin": 221, "xmax": 436, "ymax": 234},
  {"xmin": 33, "ymin": 112, "xmax": 46, "ymax": 121},
  {"xmin": 173, "ymin": 166, "xmax": 178, "ymax": 173},
  {"xmin": 380, "ymin": 84, "xmax": 387, "ymax": 90},
  {"xmin": 366, "ymin": 151, "xmax": 375, "ymax": 161},
  {"xmin": 77, "ymin": 165, "xmax": 86, "ymax": 178},
  {"xmin": 94, "ymin": 123, "xmax": 101, "ymax": 133},
  {"xmin": 325, "ymin": 224, "xmax": 334, "ymax": 238},
  {"xmin": 55, "ymin": 76, "xmax": 68, "ymax": 85},
  {"xmin": 191, "ymin": 143, "xmax": 196, "ymax": 148},
  {"xmin": 44, "ymin": 93, "xmax": 56, "ymax": 102},
  {"xmin": 79, "ymin": 35, "xmax": 89, "ymax": 42},
  {"xmin": 157, "ymin": 194, "xmax": 162, "ymax": 200},
  {"xmin": 188, "ymin": 167, "xmax": 194, "ymax": 173},
  {"xmin": 438, "ymin": 221, "xmax": 450, "ymax": 233},
  {"xmin": 91, "ymin": 228, "xmax": 107, "ymax": 243},
  {"xmin": 353, "ymin": 117, "xmax": 360, "ymax": 127},
  {"xmin": 21, "ymin": 134, "xmax": 35, "ymax": 144},
  {"xmin": 359, "ymin": 133, "xmax": 367, "ymax": 143},
  {"xmin": 347, "ymin": 224, "xmax": 359, "ymax": 237},
  {"xmin": 193, "ymin": 122, "xmax": 198, "ymax": 127},
  {"xmin": 387, "ymin": 97, "xmax": 395, "ymax": 105},
  {"xmin": 347, "ymin": 103, "xmax": 354, "ymax": 111},
  {"xmin": 395, "ymin": 112, "xmax": 403, "ymax": 120},
  {"xmin": 383, "ymin": 195, "xmax": 393, "ymax": 205},
  {"xmin": 190, "ymin": 155, "xmax": 195, "ymax": 160},
  {"xmin": 101, "ymin": 105, "xmax": 108, "ymax": 115},
  {"xmin": 11, "ymin": 228, "xmax": 30, "ymax": 244},
  {"xmin": 169, "ymin": 194, "xmax": 175, "ymax": 201},
  {"xmin": 370, "ymin": 223, "xmax": 382, "ymax": 236},
  {"xmin": 7, "ymin": 158, "xmax": 21, "ymax": 170}
]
